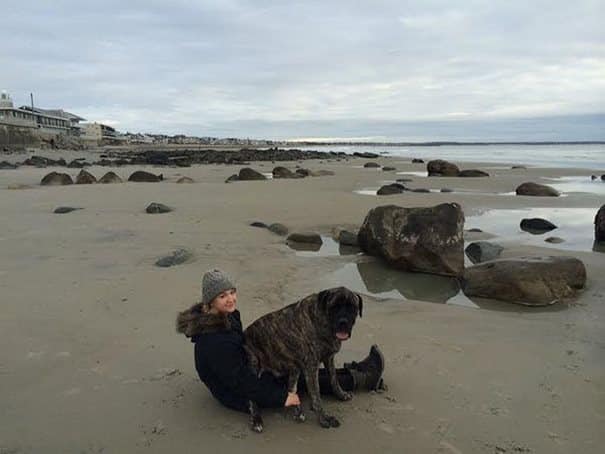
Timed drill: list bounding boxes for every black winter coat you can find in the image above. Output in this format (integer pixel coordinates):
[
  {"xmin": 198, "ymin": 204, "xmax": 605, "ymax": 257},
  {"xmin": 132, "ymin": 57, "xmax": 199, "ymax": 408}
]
[{"xmin": 177, "ymin": 306, "xmax": 288, "ymax": 413}]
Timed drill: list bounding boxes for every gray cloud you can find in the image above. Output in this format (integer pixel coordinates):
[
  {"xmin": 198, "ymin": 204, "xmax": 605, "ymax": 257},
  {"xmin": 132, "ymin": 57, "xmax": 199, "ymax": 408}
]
[{"xmin": 1, "ymin": 0, "xmax": 604, "ymax": 139}]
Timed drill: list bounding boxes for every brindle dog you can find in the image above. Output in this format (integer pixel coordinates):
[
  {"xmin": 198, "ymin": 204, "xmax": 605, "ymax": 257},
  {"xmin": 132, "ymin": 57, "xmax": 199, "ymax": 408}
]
[{"xmin": 244, "ymin": 286, "xmax": 363, "ymax": 431}]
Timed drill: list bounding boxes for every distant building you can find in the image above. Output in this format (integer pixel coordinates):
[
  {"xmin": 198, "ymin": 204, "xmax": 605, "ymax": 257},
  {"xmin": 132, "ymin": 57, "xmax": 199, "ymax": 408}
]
[
  {"xmin": 80, "ymin": 122, "xmax": 123, "ymax": 144},
  {"xmin": 0, "ymin": 91, "xmax": 85, "ymax": 135}
]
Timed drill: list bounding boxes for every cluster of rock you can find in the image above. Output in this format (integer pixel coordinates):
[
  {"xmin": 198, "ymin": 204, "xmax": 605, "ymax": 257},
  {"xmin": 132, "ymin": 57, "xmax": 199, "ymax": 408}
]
[
  {"xmin": 343, "ymin": 203, "xmax": 588, "ymax": 306},
  {"xmin": 6, "ymin": 148, "xmax": 343, "ymax": 170},
  {"xmin": 226, "ymin": 166, "xmax": 335, "ymax": 182},
  {"xmin": 427, "ymin": 160, "xmax": 489, "ymax": 177},
  {"xmin": 39, "ymin": 170, "xmax": 164, "ymax": 185}
]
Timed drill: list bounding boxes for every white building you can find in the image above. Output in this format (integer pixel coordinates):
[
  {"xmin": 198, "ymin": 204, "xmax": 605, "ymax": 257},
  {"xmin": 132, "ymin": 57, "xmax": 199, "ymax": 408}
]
[{"xmin": 0, "ymin": 91, "xmax": 85, "ymax": 135}]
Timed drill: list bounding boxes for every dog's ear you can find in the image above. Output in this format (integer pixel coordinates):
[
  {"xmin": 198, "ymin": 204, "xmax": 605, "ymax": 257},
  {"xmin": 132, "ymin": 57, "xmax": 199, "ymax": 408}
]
[
  {"xmin": 318, "ymin": 289, "xmax": 331, "ymax": 312},
  {"xmin": 356, "ymin": 293, "xmax": 363, "ymax": 318}
]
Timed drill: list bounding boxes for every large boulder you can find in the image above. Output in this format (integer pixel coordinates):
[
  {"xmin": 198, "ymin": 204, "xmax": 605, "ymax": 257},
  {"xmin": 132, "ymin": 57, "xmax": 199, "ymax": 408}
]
[
  {"xmin": 515, "ymin": 182, "xmax": 559, "ymax": 197},
  {"xmin": 272, "ymin": 166, "xmax": 300, "ymax": 179},
  {"xmin": 520, "ymin": 218, "xmax": 557, "ymax": 234},
  {"xmin": 358, "ymin": 203, "xmax": 465, "ymax": 277},
  {"xmin": 75, "ymin": 169, "xmax": 97, "ymax": 184},
  {"xmin": 465, "ymin": 241, "xmax": 504, "ymax": 264},
  {"xmin": 377, "ymin": 183, "xmax": 406, "ymax": 195},
  {"xmin": 427, "ymin": 160, "xmax": 460, "ymax": 177},
  {"xmin": 98, "ymin": 171, "xmax": 123, "ymax": 184},
  {"xmin": 595, "ymin": 204, "xmax": 605, "ymax": 243},
  {"xmin": 462, "ymin": 256, "xmax": 586, "ymax": 306},
  {"xmin": 458, "ymin": 169, "xmax": 489, "ymax": 177},
  {"xmin": 40, "ymin": 172, "xmax": 73, "ymax": 186},
  {"xmin": 128, "ymin": 171, "xmax": 163, "ymax": 182},
  {"xmin": 238, "ymin": 168, "xmax": 266, "ymax": 180}
]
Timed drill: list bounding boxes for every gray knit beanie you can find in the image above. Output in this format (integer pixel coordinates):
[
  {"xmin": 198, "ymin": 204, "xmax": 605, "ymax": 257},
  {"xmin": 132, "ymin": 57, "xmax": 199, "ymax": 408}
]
[{"xmin": 201, "ymin": 269, "xmax": 236, "ymax": 306}]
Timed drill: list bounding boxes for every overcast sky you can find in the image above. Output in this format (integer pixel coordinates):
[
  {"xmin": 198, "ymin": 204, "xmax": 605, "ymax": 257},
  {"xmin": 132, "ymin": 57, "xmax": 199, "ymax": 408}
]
[{"xmin": 2, "ymin": 0, "xmax": 604, "ymax": 140}]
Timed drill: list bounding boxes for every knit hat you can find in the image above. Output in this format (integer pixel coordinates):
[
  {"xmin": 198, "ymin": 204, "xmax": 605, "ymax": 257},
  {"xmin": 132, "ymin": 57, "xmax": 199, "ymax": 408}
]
[{"xmin": 201, "ymin": 269, "xmax": 236, "ymax": 306}]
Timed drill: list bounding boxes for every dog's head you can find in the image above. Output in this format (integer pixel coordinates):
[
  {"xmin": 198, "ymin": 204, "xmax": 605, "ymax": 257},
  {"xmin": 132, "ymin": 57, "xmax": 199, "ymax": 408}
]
[{"xmin": 317, "ymin": 286, "xmax": 363, "ymax": 341}]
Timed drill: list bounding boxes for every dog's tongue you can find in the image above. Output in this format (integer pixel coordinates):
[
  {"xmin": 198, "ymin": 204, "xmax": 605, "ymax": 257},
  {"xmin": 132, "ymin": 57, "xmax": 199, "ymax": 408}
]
[{"xmin": 336, "ymin": 332, "xmax": 349, "ymax": 341}]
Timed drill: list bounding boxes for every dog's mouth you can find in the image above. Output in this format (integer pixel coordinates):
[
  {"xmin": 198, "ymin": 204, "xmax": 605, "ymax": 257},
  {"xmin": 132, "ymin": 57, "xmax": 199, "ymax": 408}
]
[{"xmin": 335, "ymin": 332, "xmax": 350, "ymax": 341}]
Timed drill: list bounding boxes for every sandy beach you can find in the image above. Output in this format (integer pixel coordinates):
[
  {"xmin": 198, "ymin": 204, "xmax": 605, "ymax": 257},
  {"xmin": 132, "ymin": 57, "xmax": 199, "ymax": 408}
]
[{"xmin": 1, "ymin": 151, "xmax": 604, "ymax": 453}]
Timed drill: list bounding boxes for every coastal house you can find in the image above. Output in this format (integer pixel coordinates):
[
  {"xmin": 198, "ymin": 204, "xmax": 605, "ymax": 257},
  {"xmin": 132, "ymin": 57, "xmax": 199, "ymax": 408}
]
[
  {"xmin": 80, "ymin": 122, "xmax": 124, "ymax": 144},
  {"xmin": 0, "ymin": 91, "xmax": 85, "ymax": 135}
]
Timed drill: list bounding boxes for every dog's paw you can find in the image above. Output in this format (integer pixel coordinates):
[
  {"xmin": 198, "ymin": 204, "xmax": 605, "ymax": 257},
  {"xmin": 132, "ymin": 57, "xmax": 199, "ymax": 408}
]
[
  {"xmin": 292, "ymin": 406, "xmax": 306, "ymax": 423},
  {"xmin": 336, "ymin": 391, "xmax": 353, "ymax": 401},
  {"xmin": 319, "ymin": 414, "xmax": 340, "ymax": 428},
  {"xmin": 249, "ymin": 416, "xmax": 264, "ymax": 433}
]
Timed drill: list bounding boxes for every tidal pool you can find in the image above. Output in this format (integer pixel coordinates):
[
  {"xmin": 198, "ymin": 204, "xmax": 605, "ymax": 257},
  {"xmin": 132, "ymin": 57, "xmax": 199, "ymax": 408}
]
[{"xmin": 466, "ymin": 207, "xmax": 600, "ymax": 252}]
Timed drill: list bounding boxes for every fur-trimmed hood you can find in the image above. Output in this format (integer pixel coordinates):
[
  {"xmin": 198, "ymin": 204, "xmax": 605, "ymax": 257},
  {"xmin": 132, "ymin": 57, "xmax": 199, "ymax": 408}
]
[{"xmin": 176, "ymin": 303, "xmax": 236, "ymax": 339}]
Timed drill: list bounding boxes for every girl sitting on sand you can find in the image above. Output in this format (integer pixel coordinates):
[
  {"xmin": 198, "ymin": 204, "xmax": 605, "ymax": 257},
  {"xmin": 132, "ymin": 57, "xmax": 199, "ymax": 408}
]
[{"xmin": 176, "ymin": 269, "xmax": 385, "ymax": 414}]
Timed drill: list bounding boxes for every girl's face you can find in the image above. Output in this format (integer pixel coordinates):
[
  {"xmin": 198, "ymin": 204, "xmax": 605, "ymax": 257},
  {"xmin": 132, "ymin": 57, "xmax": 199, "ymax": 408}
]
[{"xmin": 210, "ymin": 288, "xmax": 237, "ymax": 314}]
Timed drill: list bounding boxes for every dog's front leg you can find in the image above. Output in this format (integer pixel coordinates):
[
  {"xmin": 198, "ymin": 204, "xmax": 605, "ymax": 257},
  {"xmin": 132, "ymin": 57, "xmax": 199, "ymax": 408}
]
[
  {"xmin": 303, "ymin": 367, "xmax": 340, "ymax": 428},
  {"xmin": 287, "ymin": 370, "xmax": 305, "ymax": 422},
  {"xmin": 248, "ymin": 400, "xmax": 264, "ymax": 433},
  {"xmin": 324, "ymin": 355, "xmax": 352, "ymax": 401}
]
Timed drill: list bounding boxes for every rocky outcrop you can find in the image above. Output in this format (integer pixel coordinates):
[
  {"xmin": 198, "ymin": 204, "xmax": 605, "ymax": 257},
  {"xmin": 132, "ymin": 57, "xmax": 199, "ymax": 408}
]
[
  {"xmin": 75, "ymin": 169, "xmax": 97, "ymax": 184},
  {"xmin": 40, "ymin": 172, "xmax": 73, "ymax": 185},
  {"xmin": 364, "ymin": 162, "xmax": 380, "ymax": 168},
  {"xmin": 465, "ymin": 241, "xmax": 504, "ymax": 264},
  {"xmin": 382, "ymin": 166, "xmax": 396, "ymax": 171},
  {"xmin": 128, "ymin": 171, "xmax": 163, "ymax": 182},
  {"xmin": 238, "ymin": 168, "xmax": 266, "ymax": 181},
  {"xmin": 358, "ymin": 203, "xmax": 465, "ymax": 277},
  {"xmin": 412, "ymin": 158, "xmax": 424, "ymax": 163},
  {"xmin": 462, "ymin": 256, "xmax": 586, "ymax": 306},
  {"xmin": 427, "ymin": 160, "xmax": 460, "ymax": 177},
  {"xmin": 515, "ymin": 182, "xmax": 560, "ymax": 197}
]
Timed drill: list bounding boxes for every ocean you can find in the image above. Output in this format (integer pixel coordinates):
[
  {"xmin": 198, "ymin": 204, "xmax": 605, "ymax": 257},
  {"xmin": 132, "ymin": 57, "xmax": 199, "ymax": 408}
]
[{"xmin": 301, "ymin": 143, "xmax": 605, "ymax": 169}]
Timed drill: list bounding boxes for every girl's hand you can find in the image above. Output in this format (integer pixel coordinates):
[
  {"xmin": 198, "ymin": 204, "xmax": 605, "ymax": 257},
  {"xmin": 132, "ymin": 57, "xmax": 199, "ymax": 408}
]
[{"xmin": 284, "ymin": 392, "xmax": 301, "ymax": 407}]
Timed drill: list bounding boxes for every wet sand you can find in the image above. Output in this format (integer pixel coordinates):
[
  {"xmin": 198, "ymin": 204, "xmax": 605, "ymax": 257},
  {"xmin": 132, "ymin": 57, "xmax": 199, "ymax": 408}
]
[{"xmin": 0, "ymin": 152, "xmax": 604, "ymax": 453}]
